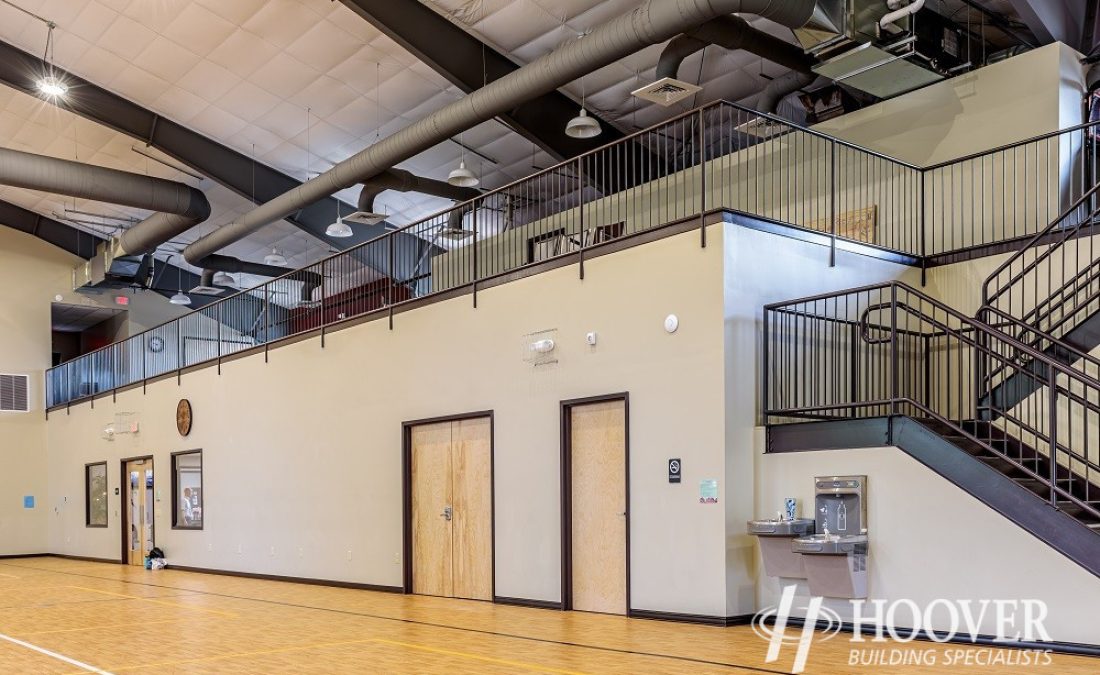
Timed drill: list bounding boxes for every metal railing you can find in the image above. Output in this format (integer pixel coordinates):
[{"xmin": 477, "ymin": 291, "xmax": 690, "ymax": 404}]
[
  {"xmin": 44, "ymin": 101, "xmax": 1100, "ymax": 408},
  {"xmin": 764, "ymin": 281, "xmax": 1100, "ymax": 522}
]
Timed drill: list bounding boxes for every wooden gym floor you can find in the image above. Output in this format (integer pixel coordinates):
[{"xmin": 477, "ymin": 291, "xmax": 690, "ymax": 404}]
[{"xmin": 0, "ymin": 557, "xmax": 1094, "ymax": 674}]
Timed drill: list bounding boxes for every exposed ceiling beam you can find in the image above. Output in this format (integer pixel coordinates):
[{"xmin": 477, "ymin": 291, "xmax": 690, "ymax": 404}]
[
  {"xmin": 1006, "ymin": 0, "xmax": 1087, "ymax": 49},
  {"xmin": 0, "ymin": 198, "xmax": 102, "ymax": 259},
  {"xmin": 337, "ymin": 0, "xmax": 624, "ymax": 161},
  {"xmin": 0, "ymin": 39, "xmax": 399, "ymax": 253}
]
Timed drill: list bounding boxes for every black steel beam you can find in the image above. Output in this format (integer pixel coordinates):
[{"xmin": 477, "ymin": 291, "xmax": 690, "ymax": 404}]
[
  {"xmin": 0, "ymin": 39, "xmax": 418, "ymax": 256},
  {"xmin": 0, "ymin": 199, "xmax": 102, "ymax": 259},
  {"xmin": 337, "ymin": 0, "xmax": 623, "ymax": 161}
]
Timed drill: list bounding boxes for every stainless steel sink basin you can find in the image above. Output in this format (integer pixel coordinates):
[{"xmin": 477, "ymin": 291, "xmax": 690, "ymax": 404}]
[
  {"xmin": 792, "ymin": 533, "xmax": 868, "ymax": 555},
  {"xmin": 747, "ymin": 518, "xmax": 815, "ymax": 537}
]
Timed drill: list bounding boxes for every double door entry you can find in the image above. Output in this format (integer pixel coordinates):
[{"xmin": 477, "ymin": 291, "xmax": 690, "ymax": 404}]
[{"xmin": 407, "ymin": 416, "xmax": 492, "ymax": 600}]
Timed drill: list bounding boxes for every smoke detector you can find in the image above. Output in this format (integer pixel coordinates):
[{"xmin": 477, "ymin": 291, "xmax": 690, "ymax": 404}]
[
  {"xmin": 344, "ymin": 210, "xmax": 388, "ymax": 226},
  {"xmin": 631, "ymin": 77, "xmax": 702, "ymax": 106}
]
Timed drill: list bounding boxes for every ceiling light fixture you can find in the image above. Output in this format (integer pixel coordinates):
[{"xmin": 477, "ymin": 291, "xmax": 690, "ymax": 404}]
[
  {"xmin": 447, "ymin": 160, "xmax": 479, "ymax": 188},
  {"xmin": 263, "ymin": 248, "xmax": 287, "ymax": 266},
  {"xmin": 36, "ymin": 22, "xmax": 67, "ymax": 99},
  {"xmin": 211, "ymin": 271, "xmax": 235, "ymax": 286},
  {"xmin": 448, "ymin": 128, "xmax": 480, "ymax": 188},
  {"xmin": 169, "ymin": 256, "xmax": 191, "ymax": 305},
  {"xmin": 566, "ymin": 70, "xmax": 602, "ymax": 139},
  {"xmin": 326, "ymin": 202, "xmax": 353, "ymax": 238}
]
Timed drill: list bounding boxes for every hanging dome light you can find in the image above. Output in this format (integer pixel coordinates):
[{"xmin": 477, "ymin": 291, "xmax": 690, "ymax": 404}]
[
  {"xmin": 447, "ymin": 160, "xmax": 479, "ymax": 188},
  {"xmin": 326, "ymin": 215, "xmax": 353, "ymax": 238},
  {"xmin": 263, "ymin": 248, "xmax": 287, "ymax": 266},
  {"xmin": 212, "ymin": 271, "xmax": 235, "ymax": 286},
  {"xmin": 565, "ymin": 108, "xmax": 601, "ymax": 139},
  {"xmin": 37, "ymin": 76, "xmax": 67, "ymax": 98},
  {"xmin": 169, "ymin": 291, "xmax": 192, "ymax": 306}
]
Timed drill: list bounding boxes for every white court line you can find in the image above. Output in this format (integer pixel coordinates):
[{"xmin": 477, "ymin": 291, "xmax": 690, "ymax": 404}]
[{"xmin": 0, "ymin": 632, "xmax": 115, "ymax": 674}]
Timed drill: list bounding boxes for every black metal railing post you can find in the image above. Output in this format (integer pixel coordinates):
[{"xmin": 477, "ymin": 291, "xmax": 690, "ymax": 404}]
[
  {"xmin": 1049, "ymin": 367, "xmax": 1059, "ymax": 506},
  {"xmin": 577, "ymin": 157, "xmax": 585, "ymax": 280},
  {"xmin": 890, "ymin": 284, "xmax": 899, "ymax": 415},
  {"xmin": 320, "ymin": 258, "xmax": 327, "ymax": 348},
  {"xmin": 699, "ymin": 107, "xmax": 707, "ymax": 248},
  {"xmin": 919, "ymin": 170, "xmax": 927, "ymax": 285},
  {"xmin": 830, "ymin": 140, "xmax": 837, "ymax": 267},
  {"xmin": 472, "ymin": 206, "xmax": 479, "ymax": 307},
  {"xmin": 761, "ymin": 308, "xmax": 769, "ymax": 425}
]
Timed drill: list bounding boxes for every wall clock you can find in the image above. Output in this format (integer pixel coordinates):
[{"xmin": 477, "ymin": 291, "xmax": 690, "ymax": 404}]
[
  {"xmin": 148, "ymin": 336, "xmax": 165, "ymax": 353},
  {"xmin": 176, "ymin": 399, "xmax": 192, "ymax": 436}
]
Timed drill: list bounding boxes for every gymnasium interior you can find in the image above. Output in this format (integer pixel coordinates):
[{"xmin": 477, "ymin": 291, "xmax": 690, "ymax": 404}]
[{"xmin": 1, "ymin": 0, "xmax": 1099, "ymax": 672}]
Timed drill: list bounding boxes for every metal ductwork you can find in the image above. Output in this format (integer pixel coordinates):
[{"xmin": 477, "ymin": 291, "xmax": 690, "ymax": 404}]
[
  {"xmin": 0, "ymin": 147, "xmax": 209, "ymax": 256},
  {"xmin": 758, "ymin": 70, "xmax": 819, "ymax": 113},
  {"xmin": 200, "ymin": 254, "xmax": 323, "ymax": 303},
  {"xmin": 347, "ymin": 168, "xmax": 480, "ymax": 225},
  {"xmin": 182, "ymin": 0, "xmax": 818, "ymax": 266},
  {"xmin": 0, "ymin": 146, "xmax": 210, "ymax": 290},
  {"xmin": 640, "ymin": 14, "xmax": 815, "ymax": 107}
]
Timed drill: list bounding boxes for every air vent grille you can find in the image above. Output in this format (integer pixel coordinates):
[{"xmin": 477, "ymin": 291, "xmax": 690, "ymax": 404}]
[
  {"xmin": 631, "ymin": 78, "xmax": 703, "ymax": 106},
  {"xmin": 0, "ymin": 374, "xmax": 29, "ymax": 412}
]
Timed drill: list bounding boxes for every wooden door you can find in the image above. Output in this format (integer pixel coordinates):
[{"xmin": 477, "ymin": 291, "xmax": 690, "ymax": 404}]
[
  {"xmin": 409, "ymin": 416, "xmax": 493, "ymax": 600},
  {"xmin": 569, "ymin": 399, "xmax": 627, "ymax": 614},
  {"xmin": 451, "ymin": 417, "xmax": 492, "ymax": 601},
  {"xmin": 410, "ymin": 421, "xmax": 454, "ymax": 597},
  {"xmin": 125, "ymin": 459, "xmax": 154, "ymax": 566}
]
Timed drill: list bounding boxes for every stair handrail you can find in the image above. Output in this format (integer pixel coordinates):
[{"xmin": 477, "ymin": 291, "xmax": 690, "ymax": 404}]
[
  {"xmin": 982, "ymin": 181, "xmax": 1100, "ymax": 309},
  {"xmin": 766, "ymin": 280, "xmax": 1100, "ymax": 521}
]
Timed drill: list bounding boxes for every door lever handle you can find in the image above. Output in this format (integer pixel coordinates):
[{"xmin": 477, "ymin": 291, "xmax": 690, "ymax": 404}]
[{"xmin": 441, "ymin": 506, "xmax": 453, "ymax": 521}]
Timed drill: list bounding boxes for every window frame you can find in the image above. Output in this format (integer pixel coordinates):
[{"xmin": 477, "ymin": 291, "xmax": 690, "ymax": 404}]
[
  {"xmin": 84, "ymin": 461, "xmax": 108, "ymax": 528},
  {"xmin": 171, "ymin": 449, "xmax": 204, "ymax": 531}
]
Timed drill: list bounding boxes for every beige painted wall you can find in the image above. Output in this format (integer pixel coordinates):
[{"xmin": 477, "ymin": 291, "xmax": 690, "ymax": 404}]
[
  {"xmin": 46, "ymin": 225, "xmax": 731, "ymax": 614},
  {"xmin": 814, "ymin": 43, "xmax": 1084, "ymax": 165},
  {"xmin": 0, "ymin": 229, "xmax": 78, "ymax": 554},
  {"xmin": 755, "ymin": 441, "xmax": 1100, "ymax": 645}
]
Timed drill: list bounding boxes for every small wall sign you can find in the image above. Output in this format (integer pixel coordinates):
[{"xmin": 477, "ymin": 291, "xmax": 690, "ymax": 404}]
[
  {"xmin": 699, "ymin": 479, "xmax": 718, "ymax": 504},
  {"xmin": 668, "ymin": 458, "xmax": 681, "ymax": 483},
  {"xmin": 23, "ymin": 496, "xmax": 34, "ymax": 509}
]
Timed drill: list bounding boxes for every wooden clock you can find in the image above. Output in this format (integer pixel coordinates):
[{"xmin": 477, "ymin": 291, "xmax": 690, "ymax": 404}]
[{"xmin": 176, "ymin": 399, "xmax": 192, "ymax": 436}]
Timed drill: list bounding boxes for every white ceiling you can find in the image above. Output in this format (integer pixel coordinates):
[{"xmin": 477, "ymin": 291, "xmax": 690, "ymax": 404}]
[{"xmin": 0, "ymin": 0, "xmax": 1035, "ymax": 290}]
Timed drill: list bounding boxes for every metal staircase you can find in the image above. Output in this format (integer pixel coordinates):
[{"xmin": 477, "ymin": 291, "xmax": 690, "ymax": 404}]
[{"xmin": 763, "ymin": 281, "xmax": 1100, "ymax": 574}]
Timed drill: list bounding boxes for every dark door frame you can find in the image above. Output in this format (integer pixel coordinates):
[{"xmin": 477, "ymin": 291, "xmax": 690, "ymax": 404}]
[
  {"xmin": 119, "ymin": 454, "xmax": 154, "ymax": 565},
  {"xmin": 560, "ymin": 392, "xmax": 631, "ymax": 614},
  {"xmin": 401, "ymin": 410, "xmax": 495, "ymax": 599}
]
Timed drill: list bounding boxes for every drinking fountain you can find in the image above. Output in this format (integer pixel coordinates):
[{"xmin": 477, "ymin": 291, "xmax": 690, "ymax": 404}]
[
  {"xmin": 747, "ymin": 500, "xmax": 815, "ymax": 578},
  {"xmin": 792, "ymin": 475, "xmax": 869, "ymax": 598}
]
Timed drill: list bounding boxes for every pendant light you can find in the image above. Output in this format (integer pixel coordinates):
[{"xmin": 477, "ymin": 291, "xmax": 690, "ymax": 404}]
[
  {"xmin": 263, "ymin": 248, "xmax": 287, "ymax": 266},
  {"xmin": 212, "ymin": 271, "xmax": 235, "ymax": 286},
  {"xmin": 566, "ymin": 74, "xmax": 601, "ymax": 139},
  {"xmin": 326, "ymin": 203, "xmax": 353, "ymax": 238},
  {"xmin": 169, "ymin": 261, "xmax": 191, "ymax": 305},
  {"xmin": 36, "ymin": 23, "xmax": 68, "ymax": 100},
  {"xmin": 448, "ymin": 132, "xmax": 479, "ymax": 188}
]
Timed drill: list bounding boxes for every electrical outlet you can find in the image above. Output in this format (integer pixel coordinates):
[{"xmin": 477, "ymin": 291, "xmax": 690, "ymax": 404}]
[
  {"xmin": 269, "ymin": 546, "xmax": 276, "ymax": 557},
  {"xmin": 393, "ymin": 552, "xmax": 400, "ymax": 565},
  {"xmin": 346, "ymin": 549, "xmax": 353, "ymax": 561},
  {"xmin": 298, "ymin": 547, "xmax": 304, "ymax": 558},
  {"xmin": 237, "ymin": 543, "xmax": 243, "ymax": 555},
  {"xmin": 207, "ymin": 543, "xmax": 213, "ymax": 552}
]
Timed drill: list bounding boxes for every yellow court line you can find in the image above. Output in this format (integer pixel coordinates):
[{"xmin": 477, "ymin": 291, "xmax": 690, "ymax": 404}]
[
  {"xmin": 372, "ymin": 638, "xmax": 590, "ymax": 675},
  {"xmin": 19, "ymin": 618, "xmax": 187, "ymax": 637},
  {"xmin": 67, "ymin": 586, "xmax": 238, "ymax": 618}
]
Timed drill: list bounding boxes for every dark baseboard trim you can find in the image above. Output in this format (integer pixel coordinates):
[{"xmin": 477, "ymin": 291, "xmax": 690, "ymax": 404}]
[
  {"xmin": 493, "ymin": 596, "xmax": 563, "ymax": 610},
  {"xmin": 0, "ymin": 553, "xmax": 48, "ymax": 559},
  {"xmin": 169, "ymin": 564, "xmax": 404, "ymax": 594},
  {"xmin": 783, "ymin": 617, "xmax": 1100, "ymax": 657},
  {"xmin": 52, "ymin": 553, "xmax": 122, "ymax": 564},
  {"xmin": 630, "ymin": 609, "xmax": 754, "ymax": 627}
]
